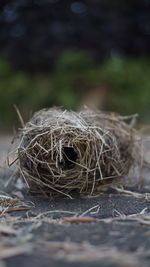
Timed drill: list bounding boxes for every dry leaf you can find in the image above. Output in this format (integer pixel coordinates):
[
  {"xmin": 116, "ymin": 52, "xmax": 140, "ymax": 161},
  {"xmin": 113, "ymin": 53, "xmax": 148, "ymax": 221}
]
[{"xmin": 62, "ymin": 216, "xmax": 99, "ymax": 224}]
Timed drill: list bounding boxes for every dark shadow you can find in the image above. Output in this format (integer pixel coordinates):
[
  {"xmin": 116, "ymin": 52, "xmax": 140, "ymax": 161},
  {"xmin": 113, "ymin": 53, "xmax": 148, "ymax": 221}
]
[{"xmin": 63, "ymin": 146, "xmax": 77, "ymax": 169}]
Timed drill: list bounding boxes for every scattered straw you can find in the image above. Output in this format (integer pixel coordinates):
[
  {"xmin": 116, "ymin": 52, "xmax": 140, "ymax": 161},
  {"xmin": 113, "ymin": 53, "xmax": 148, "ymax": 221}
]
[{"xmin": 0, "ymin": 194, "xmax": 33, "ymax": 215}]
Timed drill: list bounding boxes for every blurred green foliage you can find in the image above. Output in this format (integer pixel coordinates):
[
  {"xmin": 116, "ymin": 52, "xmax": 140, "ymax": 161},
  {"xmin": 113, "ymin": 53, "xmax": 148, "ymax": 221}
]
[
  {"xmin": 99, "ymin": 57, "xmax": 150, "ymax": 116},
  {"xmin": 51, "ymin": 50, "xmax": 93, "ymax": 108},
  {"xmin": 0, "ymin": 58, "xmax": 52, "ymax": 128},
  {"xmin": 0, "ymin": 51, "xmax": 150, "ymax": 129},
  {"xmin": 52, "ymin": 50, "xmax": 150, "ymax": 118}
]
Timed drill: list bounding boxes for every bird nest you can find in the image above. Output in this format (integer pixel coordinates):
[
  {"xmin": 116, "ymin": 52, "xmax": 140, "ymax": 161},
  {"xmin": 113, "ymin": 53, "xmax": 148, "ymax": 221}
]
[{"xmin": 17, "ymin": 108, "xmax": 140, "ymax": 198}]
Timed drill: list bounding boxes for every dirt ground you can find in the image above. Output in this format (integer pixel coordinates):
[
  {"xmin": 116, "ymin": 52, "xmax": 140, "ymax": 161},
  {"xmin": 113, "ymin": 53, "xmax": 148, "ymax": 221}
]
[{"xmin": 0, "ymin": 135, "xmax": 150, "ymax": 267}]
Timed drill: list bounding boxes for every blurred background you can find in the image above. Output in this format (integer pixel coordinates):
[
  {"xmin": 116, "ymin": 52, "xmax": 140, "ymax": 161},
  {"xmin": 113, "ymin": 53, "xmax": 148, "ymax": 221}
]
[{"xmin": 0, "ymin": 0, "xmax": 150, "ymax": 131}]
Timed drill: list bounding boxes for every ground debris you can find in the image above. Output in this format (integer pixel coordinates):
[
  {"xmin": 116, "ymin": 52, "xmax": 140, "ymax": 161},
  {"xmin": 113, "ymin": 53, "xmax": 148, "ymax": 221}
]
[
  {"xmin": 0, "ymin": 194, "xmax": 33, "ymax": 215},
  {"xmin": 38, "ymin": 240, "xmax": 140, "ymax": 266},
  {"xmin": 111, "ymin": 186, "xmax": 150, "ymax": 199},
  {"xmin": 0, "ymin": 224, "xmax": 18, "ymax": 236},
  {"xmin": 0, "ymin": 246, "xmax": 30, "ymax": 260},
  {"xmin": 0, "ymin": 260, "xmax": 6, "ymax": 267}
]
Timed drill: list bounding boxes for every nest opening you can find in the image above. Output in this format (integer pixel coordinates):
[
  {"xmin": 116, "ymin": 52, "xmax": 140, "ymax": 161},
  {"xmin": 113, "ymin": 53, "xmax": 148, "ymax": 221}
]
[{"xmin": 60, "ymin": 146, "xmax": 78, "ymax": 170}]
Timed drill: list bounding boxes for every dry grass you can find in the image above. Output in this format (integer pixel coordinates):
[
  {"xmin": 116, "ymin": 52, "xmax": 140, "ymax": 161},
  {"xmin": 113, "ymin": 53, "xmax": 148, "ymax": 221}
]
[{"xmin": 16, "ymin": 108, "xmax": 140, "ymax": 197}]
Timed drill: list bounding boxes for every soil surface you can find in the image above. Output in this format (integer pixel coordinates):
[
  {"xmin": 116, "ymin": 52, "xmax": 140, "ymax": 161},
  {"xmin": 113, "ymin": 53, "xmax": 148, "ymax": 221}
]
[{"xmin": 0, "ymin": 135, "xmax": 150, "ymax": 267}]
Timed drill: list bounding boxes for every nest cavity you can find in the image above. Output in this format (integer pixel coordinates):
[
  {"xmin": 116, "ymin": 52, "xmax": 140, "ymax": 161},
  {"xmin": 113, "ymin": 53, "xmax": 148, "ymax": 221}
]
[{"xmin": 17, "ymin": 108, "xmax": 138, "ymax": 197}]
